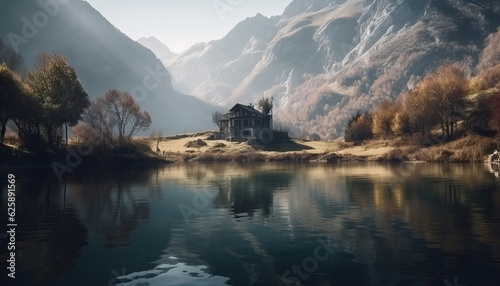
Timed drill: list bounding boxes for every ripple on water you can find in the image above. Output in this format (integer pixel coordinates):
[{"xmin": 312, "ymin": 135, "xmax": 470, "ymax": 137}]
[{"xmin": 115, "ymin": 261, "xmax": 230, "ymax": 286}]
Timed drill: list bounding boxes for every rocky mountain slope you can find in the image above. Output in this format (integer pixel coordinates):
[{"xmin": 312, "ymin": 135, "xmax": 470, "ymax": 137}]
[
  {"xmin": 168, "ymin": 0, "xmax": 500, "ymax": 138},
  {"xmin": 0, "ymin": 0, "xmax": 217, "ymax": 134},
  {"xmin": 137, "ymin": 36, "xmax": 178, "ymax": 64}
]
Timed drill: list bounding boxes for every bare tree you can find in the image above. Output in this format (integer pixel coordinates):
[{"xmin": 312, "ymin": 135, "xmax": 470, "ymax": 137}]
[
  {"xmin": 104, "ymin": 89, "xmax": 151, "ymax": 141},
  {"xmin": 211, "ymin": 111, "xmax": 223, "ymax": 131},
  {"xmin": 83, "ymin": 98, "xmax": 116, "ymax": 143},
  {"xmin": 258, "ymin": 97, "xmax": 273, "ymax": 115},
  {"xmin": 150, "ymin": 130, "xmax": 164, "ymax": 153}
]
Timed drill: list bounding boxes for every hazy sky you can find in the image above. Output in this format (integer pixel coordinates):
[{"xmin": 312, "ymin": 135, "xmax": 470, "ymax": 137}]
[{"xmin": 84, "ymin": 0, "xmax": 292, "ymax": 53}]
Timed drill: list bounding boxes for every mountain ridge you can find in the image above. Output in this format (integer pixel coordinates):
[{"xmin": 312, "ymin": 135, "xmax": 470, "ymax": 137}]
[
  {"xmin": 137, "ymin": 36, "xmax": 178, "ymax": 64},
  {"xmin": 168, "ymin": 0, "xmax": 500, "ymax": 138},
  {"xmin": 0, "ymin": 0, "xmax": 217, "ymax": 135}
]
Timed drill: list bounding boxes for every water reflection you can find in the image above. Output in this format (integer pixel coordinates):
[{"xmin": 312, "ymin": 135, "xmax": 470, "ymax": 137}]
[
  {"xmin": 0, "ymin": 163, "xmax": 499, "ymax": 286},
  {"xmin": 0, "ymin": 170, "xmax": 87, "ymax": 285},
  {"xmin": 67, "ymin": 170, "xmax": 152, "ymax": 247}
]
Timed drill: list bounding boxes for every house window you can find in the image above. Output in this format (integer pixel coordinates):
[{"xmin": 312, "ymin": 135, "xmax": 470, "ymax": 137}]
[
  {"xmin": 243, "ymin": 119, "xmax": 249, "ymax": 126},
  {"xmin": 235, "ymin": 111, "xmax": 240, "ymax": 117},
  {"xmin": 233, "ymin": 132, "xmax": 239, "ymax": 137},
  {"xmin": 235, "ymin": 120, "xmax": 241, "ymax": 126},
  {"xmin": 242, "ymin": 130, "xmax": 251, "ymax": 137}
]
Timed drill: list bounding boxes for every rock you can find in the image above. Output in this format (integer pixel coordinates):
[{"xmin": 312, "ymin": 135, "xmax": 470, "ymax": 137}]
[{"xmin": 185, "ymin": 139, "xmax": 208, "ymax": 148}]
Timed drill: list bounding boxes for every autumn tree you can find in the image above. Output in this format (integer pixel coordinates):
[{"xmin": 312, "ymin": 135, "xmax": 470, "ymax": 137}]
[
  {"xmin": 477, "ymin": 27, "xmax": 500, "ymax": 72},
  {"xmin": 392, "ymin": 111, "xmax": 412, "ymax": 138},
  {"xmin": 419, "ymin": 64, "xmax": 469, "ymax": 140},
  {"xmin": 372, "ymin": 99, "xmax": 399, "ymax": 139},
  {"xmin": 344, "ymin": 112, "xmax": 373, "ymax": 142},
  {"xmin": 27, "ymin": 53, "xmax": 90, "ymax": 148},
  {"xmin": 470, "ymin": 65, "xmax": 500, "ymax": 91}
]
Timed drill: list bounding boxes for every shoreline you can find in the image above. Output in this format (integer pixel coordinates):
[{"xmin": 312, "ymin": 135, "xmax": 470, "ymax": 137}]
[
  {"xmin": 2, "ymin": 131, "xmax": 498, "ymax": 168},
  {"xmin": 146, "ymin": 131, "xmax": 499, "ymax": 164}
]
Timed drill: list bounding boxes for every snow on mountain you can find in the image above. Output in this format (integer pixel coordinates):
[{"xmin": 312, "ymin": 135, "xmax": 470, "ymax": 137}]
[{"xmin": 168, "ymin": 0, "xmax": 500, "ymax": 138}]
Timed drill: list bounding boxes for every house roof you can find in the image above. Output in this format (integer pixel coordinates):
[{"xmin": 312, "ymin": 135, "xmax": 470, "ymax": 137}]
[{"xmin": 229, "ymin": 103, "xmax": 263, "ymax": 115}]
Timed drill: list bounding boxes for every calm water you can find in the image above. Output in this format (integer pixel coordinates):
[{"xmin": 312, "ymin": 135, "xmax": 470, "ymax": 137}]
[{"xmin": 1, "ymin": 162, "xmax": 499, "ymax": 286}]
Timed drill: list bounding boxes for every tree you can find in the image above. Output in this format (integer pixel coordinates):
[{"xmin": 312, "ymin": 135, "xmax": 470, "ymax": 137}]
[
  {"xmin": 372, "ymin": 99, "xmax": 398, "ymax": 139},
  {"xmin": 392, "ymin": 112, "xmax": 412, "ymax": 138},
  {"xmin": 344, "ymin": 112, "xmax": 373, "ymax": 142},
  {"xmin": 477, "ymin": 27, "xmax": 500, "ymax": 72},
  {"xmin": 419, "ymin": 64, "xmax": 469, "ymax": 140},
  {"xmin": 403, "ymin": 85, "xmax": 437, "ymax": 136},
  {"xmin": 211, "ymin": 111, "xmax": 223, "ymax": 131},
  {"xmin": 258, "ymin": 97, "xmax": 273, "ymax": 115},
  {"xmin": 150, "ymin": 130, "xmax": 164, "ymax": 153},
  {"xmin": 27, "ymin": 53, "xmax": 90, "ymax": 148},
  {"xmin": 0, "ymin": 64, "xmax": 26, "ymax": 141},
  {"xmin": 82, "ymin": 98, "xmax": 116, "ymax": 143},
  {"xmin": 489, "ymin": 91, "xmax": 500, "ymax": 135},
  {"xmin": 104, "ymin": 89, "xmax": 151, "ymax": 141}
]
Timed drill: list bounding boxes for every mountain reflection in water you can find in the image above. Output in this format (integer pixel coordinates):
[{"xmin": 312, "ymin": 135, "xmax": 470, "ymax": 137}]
[{"xmin": 0, "ymin": 162, "xmax": 499, "ymax": 286}]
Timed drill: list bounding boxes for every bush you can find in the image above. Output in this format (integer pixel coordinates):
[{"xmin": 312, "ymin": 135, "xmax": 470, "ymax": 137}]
[{"xmin": 470, "ymin": 65, "xmax": 500, "ymax": 91}]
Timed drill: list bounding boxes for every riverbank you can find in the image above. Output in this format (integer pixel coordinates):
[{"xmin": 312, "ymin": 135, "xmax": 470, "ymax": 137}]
[{"xmin": 146, "ymin": 132, "xmax": 499, "ymax": 163}]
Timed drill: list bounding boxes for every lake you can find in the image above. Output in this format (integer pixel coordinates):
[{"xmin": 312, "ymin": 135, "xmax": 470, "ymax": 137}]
[{"xmin": 1, "ymin": 162, "xmax": 499, "ymax": 286}]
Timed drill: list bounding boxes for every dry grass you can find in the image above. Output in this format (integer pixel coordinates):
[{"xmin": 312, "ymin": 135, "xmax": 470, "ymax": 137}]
[
  {"xmin": 148, "ymin": 131, "xmax": 498, "ymax": 163},
  {"xmin": 379, "ymin": 135, "xmax": 499, "ymax": 162},
  {"xmin": 193, "ymin": 149, "xmax": 266, "ymax": 162}
]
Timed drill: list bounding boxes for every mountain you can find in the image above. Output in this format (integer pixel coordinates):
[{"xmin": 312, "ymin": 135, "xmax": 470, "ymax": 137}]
[
  {"xmin": 0, "ymin": 0, "xmax": 217, "ymax": 135},
  {"xmin": 137, "ymin": 36, "xmax": 178, "ymax": 64},
  {"xmin": 168, "ymin": 0, "xmax": 500, "ymax": 138}
]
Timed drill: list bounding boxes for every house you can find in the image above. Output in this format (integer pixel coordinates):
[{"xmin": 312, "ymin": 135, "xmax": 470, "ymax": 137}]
[{"xmin": 219, "ymin": 103, "xmax": 272, "ymax": 141}]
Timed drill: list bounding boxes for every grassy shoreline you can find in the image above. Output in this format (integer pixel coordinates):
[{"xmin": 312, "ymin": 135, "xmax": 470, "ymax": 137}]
[
  {"xmin": 2, "ymin": 132, "xmax": 498, "ymax": 168},
  {"xmin": 146, "ymin": 131, "xmax": 500, "ymax": 163}
]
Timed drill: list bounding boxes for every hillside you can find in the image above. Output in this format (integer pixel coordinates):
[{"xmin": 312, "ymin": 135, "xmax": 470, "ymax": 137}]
[
  {"xmin": 0, "ymin": 0, "xmax": 217, "ymax": 134},
  {"xmin": 168, "ymin": 0, "xmax": 500, "ymax": 138},
  {"xmin": 137, "ymin": 36, "xmax": 178, "ymax": 64}
]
